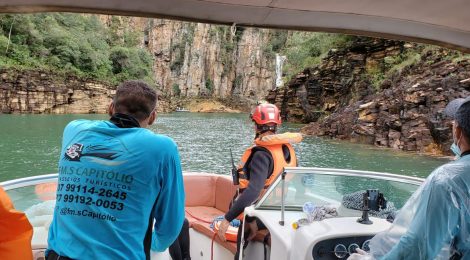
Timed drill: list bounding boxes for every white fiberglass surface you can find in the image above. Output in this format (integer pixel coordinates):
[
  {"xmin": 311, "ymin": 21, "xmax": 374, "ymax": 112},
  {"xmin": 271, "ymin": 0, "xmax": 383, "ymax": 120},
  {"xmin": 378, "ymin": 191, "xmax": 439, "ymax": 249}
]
[
  {"xmin": 259, "ymin": 169, "xmax": 421, "ymax": 214},
  {"xmin": 4, "ymin": 180, "xmax": 57, "ymax": 212},
  {"xmin": 1, "ymin": 176, "xmax": 58, "ymax": 237}
]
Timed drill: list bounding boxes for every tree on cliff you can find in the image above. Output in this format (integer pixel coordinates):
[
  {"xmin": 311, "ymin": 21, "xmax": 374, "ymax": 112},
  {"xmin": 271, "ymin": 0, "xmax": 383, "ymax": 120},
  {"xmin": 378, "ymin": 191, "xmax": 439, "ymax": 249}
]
[{"xmin": 0, "ymin": 13, "xmax": 154, "ymax": 85}]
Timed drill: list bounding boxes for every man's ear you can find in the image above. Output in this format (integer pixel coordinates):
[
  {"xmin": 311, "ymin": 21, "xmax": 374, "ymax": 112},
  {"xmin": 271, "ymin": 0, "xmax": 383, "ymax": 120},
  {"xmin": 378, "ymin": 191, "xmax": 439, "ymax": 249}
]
[
  {"xmin": 108, "ymin": 102, "xmax": 115, "ymax": 117},
  {"xmin": 148, "ymin": 110, "xmax": 157, "ymax": 125},
  {"xmin": 455, "ymin": 124, "xmax": 463, "ymax": 142}
]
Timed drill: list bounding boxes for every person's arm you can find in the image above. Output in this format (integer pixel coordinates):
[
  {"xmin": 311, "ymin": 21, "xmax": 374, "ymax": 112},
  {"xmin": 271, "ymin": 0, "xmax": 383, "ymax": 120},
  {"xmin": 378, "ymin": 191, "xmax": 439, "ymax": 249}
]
[
  {"xmin": 381, "ymin": 179, "xmax": 460, "ymax": 259},
  {"xmin": 224, "ymin": 151, "xmax": 271, "ymax": 222},
  {"xmin": 151, "ymin": 143, "xmax": 185, "ymax": 252}
]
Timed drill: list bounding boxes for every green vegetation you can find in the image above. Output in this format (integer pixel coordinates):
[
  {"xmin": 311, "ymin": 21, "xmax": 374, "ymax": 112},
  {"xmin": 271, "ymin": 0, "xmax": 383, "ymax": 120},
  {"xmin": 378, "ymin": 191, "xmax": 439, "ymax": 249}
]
[
  {"xmin": 170, "ymin": 23, "xmax": 196, "ymax": 73},
  {"xmin": 263, "ymin": 30, "xmax": 288, "ymax": 59},
  {"xmin": 452, "ymin": 54, "xmax": 470, "ymax": 63},
  {"xmin": 234, "ymin": 75, "xmax": 243, "ymax": 88},
  {"xmin": 205, "ymin": 78, "xmax": 214, "ymax": 93},
  {"xmin": 218, "ymin": 26, "xmax": 237, "ymax": 77},
  {"xmin": 172, "ymin": 83, "xmax": 181, "ymax": 96},
  {"xmin": 281, "ymin": 32, "xmax": 353, "ymax": 80},
  {"xmin": 386, "ymin": 52, "xmax": 421, "ymax": 76},
  {"xmin": 0, "ymin": 13, "xmax": 154, "ymax": 85},
  {"xmin": 366, "ymin": 48, "xmax": 422, "ymax": 90},
  {"xmin": 366, "ymin": 66, "xmax": 386, "ymax": 91}
]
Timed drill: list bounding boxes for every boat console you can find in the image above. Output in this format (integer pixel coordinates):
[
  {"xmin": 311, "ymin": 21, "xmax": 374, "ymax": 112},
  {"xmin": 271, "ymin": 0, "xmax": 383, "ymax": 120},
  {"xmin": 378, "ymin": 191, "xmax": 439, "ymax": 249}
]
[
  {"xmin": 311, "ymin": 235, "xmax": 373, "ymax": 259},
  {"xmin": 241, "ymin": 167, "xmax": 423, "ymax": 260}
]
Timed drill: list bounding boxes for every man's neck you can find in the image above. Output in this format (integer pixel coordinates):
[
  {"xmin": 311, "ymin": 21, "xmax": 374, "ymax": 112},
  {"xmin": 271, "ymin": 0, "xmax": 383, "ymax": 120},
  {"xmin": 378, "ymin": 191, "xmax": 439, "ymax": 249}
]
[
  {"xmin": 460, "ymin": 140, "xmax": 470, "ymax": 156},
  {"xmin": 110, "ymin": 113, "xmax": 141, "ymax": 128}
]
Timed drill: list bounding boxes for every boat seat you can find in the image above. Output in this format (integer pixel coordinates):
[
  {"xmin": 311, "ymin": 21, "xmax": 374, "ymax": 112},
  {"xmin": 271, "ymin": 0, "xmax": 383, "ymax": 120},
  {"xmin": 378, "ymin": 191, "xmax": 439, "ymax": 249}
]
[
  {"xmin": 183, "ymin": 174, "xmax": 238, "ymax": 253},
  {"xmin": 184, "ymin": 174, "xmax": 237, "ymax": 226},
  {"xmin": 185, "ymin": 206, "xmax": 224, "ymax": 226}
]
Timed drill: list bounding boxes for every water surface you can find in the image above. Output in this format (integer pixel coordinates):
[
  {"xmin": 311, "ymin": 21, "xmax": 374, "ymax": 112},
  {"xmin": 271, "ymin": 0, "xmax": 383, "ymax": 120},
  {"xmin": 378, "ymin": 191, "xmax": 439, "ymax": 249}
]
[{"xmin": 0, "ymin": 113, "xmax": 449, "ymax": 182}]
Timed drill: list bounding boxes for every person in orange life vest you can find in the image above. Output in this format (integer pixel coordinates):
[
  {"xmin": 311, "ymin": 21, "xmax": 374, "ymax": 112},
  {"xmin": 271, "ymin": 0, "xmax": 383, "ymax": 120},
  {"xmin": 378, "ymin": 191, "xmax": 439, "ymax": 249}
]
[
  {"xmin": 0, "ymin": 186, "xmax": 33, "ymax": 260},
  {"xmin": 216, "ymin": 103, "xmax": 301, "ymax": 259}
]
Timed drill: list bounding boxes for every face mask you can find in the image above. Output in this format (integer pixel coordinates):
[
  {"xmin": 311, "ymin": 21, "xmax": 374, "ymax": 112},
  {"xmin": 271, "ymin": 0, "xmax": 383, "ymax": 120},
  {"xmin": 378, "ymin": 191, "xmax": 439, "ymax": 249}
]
[{"xmin": 451, "ymin": 143, "xmax": 461, "ymax": 158}]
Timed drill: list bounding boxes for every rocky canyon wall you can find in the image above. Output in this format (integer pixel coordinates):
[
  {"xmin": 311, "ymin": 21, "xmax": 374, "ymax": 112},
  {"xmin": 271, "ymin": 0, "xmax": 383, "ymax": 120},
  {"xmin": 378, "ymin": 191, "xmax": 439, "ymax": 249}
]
[
  {"xmin": 268, "ymin": 38, "xmax": 470, "ymax": 154},
  {"xmin": 1, "ymin": 16, "xmax": 281, "ymax": 114},
  {"xmin": 0, "ymin": 69, "xmax": 171, "ymax": 114},
  {"xmin": 145, "ymin": 19, "xmax": 280, "ymax": 103},
  {"xmin": 0, "ymin": 69, "xmax": 115, "ymax": 114},
  {"xmin": 267, "ymin": 38, "xmax": 406, "ymax": 123}
]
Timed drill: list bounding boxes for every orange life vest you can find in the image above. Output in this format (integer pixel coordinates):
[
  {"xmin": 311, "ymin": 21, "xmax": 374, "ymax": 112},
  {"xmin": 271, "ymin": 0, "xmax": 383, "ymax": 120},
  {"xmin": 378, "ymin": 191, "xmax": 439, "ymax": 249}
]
[
  {"xmin": 238, "ymin": 133, "xmax": 301, "ymax": 190},
  {"xmin": 0, "ymin": 187, "xmax": 33, "ymax": 260}
]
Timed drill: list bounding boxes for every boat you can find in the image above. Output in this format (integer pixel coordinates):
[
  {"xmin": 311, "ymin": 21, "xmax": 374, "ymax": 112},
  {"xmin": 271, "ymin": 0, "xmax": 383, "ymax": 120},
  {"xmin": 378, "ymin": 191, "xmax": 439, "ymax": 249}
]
[
  {"xmin": 176, "ymin": 107, "xmax": 190, "ymax": 112},
  {"xmin": 2, "ymin": 168, "xmax": 423, "ymax": 260},
  {"xmin": 0, "ymin": 0, "xmax": 468, "ymax": 259}
]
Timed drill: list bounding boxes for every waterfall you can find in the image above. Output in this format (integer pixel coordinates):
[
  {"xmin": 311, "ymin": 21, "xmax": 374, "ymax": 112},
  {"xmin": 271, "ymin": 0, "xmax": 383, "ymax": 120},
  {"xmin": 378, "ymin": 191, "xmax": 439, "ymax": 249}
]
[{"xmin": 275, "ymin": 53, "xmax": 286, "ymax": 89}]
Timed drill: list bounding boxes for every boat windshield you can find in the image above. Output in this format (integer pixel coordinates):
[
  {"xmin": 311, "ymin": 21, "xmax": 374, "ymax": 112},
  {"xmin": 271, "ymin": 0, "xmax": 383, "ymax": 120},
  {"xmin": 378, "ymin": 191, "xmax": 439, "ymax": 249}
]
[{"xmin": 256, "ymin": 167, "xmax": 422, "ymax": 216}]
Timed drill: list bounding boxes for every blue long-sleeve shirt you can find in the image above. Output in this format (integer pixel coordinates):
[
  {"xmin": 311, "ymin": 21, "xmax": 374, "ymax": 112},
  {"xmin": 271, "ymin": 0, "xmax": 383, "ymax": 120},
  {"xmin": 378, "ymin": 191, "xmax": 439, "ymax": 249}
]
[
  {"xmin": 370, "ymin": 154, "xmax": 470, "ymax": 259},
  {"xmin": 48, "ymin": 119, "xmax": 185, "ymax": 259}
]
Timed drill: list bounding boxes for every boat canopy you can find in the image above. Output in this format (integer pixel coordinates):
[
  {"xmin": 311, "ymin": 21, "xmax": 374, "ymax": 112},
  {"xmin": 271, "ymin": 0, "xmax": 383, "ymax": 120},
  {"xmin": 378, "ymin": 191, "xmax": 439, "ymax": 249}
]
[{"xmin": 1, "ymin": 0, "xmax": 470, "ymax": 53}]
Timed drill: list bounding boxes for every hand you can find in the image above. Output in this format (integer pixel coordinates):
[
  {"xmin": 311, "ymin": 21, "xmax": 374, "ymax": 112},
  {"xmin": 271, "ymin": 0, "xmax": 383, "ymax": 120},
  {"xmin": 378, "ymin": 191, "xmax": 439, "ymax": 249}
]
[
  {"xmin": 347, "ymin": 248, "xmax": 372, "ymax": 260},
  {"xmin": 217, "ymin": 219, "xmax": 230, "ymax": 242}
]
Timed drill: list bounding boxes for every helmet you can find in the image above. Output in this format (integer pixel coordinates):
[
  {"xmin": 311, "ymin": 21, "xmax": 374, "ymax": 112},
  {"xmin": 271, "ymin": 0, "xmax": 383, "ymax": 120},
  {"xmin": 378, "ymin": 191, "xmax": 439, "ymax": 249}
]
[{"xmin": 250, "ymin": 103, "xmax": 281, "ymax": 125}]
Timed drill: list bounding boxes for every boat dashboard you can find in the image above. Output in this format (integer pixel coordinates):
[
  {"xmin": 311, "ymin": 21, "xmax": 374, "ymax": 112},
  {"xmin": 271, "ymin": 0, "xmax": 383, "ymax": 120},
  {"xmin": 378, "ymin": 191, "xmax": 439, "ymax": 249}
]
[{"xmin": 241, "ymin": 167, "xmax": 423, "ymax": 260}]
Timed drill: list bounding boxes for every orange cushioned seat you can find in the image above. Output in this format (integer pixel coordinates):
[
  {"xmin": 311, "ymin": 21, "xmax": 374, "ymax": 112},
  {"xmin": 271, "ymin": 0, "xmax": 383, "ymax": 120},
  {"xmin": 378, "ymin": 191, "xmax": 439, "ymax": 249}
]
[
  {"xmin": 183, "ymin": 174, "xmax": 238, "ymax": 252},
  {"xmin": 183, "ymin": 174, "xmax": 269, "ymax": 253},
  {"xmin": 185, "ymin": 206, "xmax": 224, "ymax": 227},
  {"xmin": 183, "ymin": 175, "xmax": 237, "ymax": 226}
]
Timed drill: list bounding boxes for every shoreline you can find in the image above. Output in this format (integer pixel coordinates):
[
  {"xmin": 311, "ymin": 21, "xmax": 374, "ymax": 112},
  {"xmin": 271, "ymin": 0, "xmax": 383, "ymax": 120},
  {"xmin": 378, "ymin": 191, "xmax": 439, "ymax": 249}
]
[{"xmin": 303, "ymin": 134, "xmax": 452, "ymax": 159}]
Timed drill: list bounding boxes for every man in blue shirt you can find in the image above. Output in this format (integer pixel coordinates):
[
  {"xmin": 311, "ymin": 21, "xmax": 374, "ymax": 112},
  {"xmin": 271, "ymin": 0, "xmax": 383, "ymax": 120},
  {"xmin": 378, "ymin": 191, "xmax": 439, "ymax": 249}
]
[
  {"xmin": 349, "ymin": 97, "xmax": 470, "ymax": 260},
  {"xmin": 47, "ymin": 80, "xmax": 185, "ymax": 260}
]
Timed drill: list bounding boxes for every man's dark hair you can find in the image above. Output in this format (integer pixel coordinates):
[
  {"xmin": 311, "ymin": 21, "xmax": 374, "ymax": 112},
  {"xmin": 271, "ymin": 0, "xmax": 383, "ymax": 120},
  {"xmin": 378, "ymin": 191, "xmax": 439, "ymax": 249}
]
[{"xmin": 113, "ymin": 80, "xmax": 157, "ymax": 121}]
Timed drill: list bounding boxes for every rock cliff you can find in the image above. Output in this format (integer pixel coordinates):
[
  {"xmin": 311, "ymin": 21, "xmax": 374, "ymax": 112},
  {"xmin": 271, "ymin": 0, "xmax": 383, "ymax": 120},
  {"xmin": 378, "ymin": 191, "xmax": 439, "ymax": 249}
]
[
  {"xmin": 268, "ymin": 39, "xmax": 470, "ymax": 154},
  {"xmin": 0, "ymin": 69, "xmax": 171, "ymax": 114},
  {"xmin": 1, "ymin": 16, "xmax": 283, "ymax": 114},
  {"xmin": 146, "ymin": 19, "xmax": 280, "ymax": 103},
  {"xmin": 267, "ymin": 37, "xmax": 406, "ymax": 123}
]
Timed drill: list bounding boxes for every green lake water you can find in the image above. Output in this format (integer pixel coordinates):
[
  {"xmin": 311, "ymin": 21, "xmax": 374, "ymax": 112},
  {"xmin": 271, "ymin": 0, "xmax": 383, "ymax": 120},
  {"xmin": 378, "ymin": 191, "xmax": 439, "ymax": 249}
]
[{"xmin": 0, "ymin": 113, "xmax": 449, "ymax": 182}]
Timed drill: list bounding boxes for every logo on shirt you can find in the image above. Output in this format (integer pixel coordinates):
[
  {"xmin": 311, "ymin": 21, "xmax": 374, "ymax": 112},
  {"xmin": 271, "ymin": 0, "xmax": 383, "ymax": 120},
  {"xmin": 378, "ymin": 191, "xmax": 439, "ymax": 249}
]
[
  {"xmin": 64, "ymin": 143, "xmax": 125, "ymax": 166},
  {"xmin": 65, "ymin": 143, "xmax": 84, "ymax": 161}
]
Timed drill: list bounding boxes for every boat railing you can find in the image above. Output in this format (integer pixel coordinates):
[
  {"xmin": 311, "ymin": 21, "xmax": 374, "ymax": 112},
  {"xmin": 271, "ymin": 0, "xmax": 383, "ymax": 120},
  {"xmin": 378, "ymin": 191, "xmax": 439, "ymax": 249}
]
[
  {"xmin": 282, "ymin": 167, "xmax": 424, "ymax": 184},
  {"xmin": 1, "ymin": 173, "xmax": 58, "ymax": 191},
  {"xmin": 1, "ymin": 167, "xmax": 425, "ymax": 192}
]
